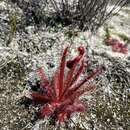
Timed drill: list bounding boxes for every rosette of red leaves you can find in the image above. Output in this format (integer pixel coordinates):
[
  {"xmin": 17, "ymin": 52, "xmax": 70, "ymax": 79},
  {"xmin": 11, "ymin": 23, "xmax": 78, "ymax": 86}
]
[
  {"xmin": 31, "ymin": 46, "xmax": 104, "ymax": 123},
  {"xmin": 105, "ymin": 37, "xmax": 128, "ymax": 54}
]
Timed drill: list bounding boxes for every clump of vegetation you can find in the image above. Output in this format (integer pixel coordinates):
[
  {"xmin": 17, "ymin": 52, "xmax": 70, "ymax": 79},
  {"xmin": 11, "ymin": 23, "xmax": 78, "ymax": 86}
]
[
  {"xmin": 104, "ymin": 27, "xmax": 128, "ymax": 54},
  {"xmin": 48, "ymin": 0, "xmax": 127, "ymax": 31},
  {"xmin": 26, "ymin": 46, "xmax": 104, "ymax": 125},
  {"xmin": 10, "ymin": 0, "xmax": 47, "ymax": 26},
  {"xmin": 10, "ymin": 0, "xmax": 127, "ymax": 31},
  {"xmin": 105, "ymin": 37, "xmax": 128, "ymax": 54}
]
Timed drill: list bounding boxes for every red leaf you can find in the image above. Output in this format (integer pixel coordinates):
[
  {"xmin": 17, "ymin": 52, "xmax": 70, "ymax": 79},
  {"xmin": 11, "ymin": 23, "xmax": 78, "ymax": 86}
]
[
  {"xmin": 54, "ymin": 71, "xmax": 60, "ymax": 100},
  {"xmin": 70, "ymin": 59, "xmax": 85, "ymax": 86},
  {"xmin": 31, "ymin": 93, "xmax": 51, "ymax": 104},
  {"xmin": 65, "ymin": 100, "xmax": 85, "ymax": 113},
  {"xmin": 65, "ymin": 66, "xmax": 103, "ymax": 97},
  {"xmin": 78, "ymin": 46, "xmax": 85, "ymax": 55},
  {"xmin": 112, "ymin": 43, "xmax": 128, "ymax": 54},
  {"xmin": 40, "ymin": 105, "xmax": 54, "ymax": 117},
  {"xmin": 59, "ymin": 47, "xmax": 68, "ymax": 97},
  {"xmin": 65, "ymin": 84, "xmax": 96, "ymax": 100},
  {"xmin": 37, "ymin": 68, "xmax": 49, "ymax": 87},
  {"xmin": 60, "ymin": 47, "xmax": 85, "ymax": 100}
]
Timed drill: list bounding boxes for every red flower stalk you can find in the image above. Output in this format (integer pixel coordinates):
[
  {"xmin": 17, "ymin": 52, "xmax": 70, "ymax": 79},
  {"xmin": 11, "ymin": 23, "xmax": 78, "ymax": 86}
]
[
  {"xmin": 31, "ymin": 46, "xmax": 104, "ymax": 123},
  {"xmin": 105, "ymin": 37, "xmax": 128, "ymax": 54}
]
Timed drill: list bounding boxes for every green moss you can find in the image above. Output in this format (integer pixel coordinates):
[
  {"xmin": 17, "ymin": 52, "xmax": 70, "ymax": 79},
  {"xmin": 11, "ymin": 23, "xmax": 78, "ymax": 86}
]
[
  {"xmin": 105, "ymin": 27, "xmax": 111, "ymax": 39},
  {"xmin": 116, "ymin": 33, "xmax": 130, "ymax": 43}
]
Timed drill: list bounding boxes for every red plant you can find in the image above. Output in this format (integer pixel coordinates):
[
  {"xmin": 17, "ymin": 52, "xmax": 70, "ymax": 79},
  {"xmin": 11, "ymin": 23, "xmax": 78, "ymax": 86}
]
[
  {"xmin": 31, "ymin": 46, "xmax": 104, "ymax": 123},
  {"xmin": 112, "ymin": 43, "xmax": 128, "ymax": 54},
  {"xmin": 105, "ymin": 37, "xmax": 128, "ymax": 54}
]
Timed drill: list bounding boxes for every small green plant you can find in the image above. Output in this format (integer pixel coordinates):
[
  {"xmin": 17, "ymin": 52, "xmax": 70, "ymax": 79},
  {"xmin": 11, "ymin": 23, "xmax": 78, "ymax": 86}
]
[
  {"xmin": 9, "ymin": 13, "xmax": 17, "ymax": 36},
  {"xmin": 6, "ymin": 13, "xmax": 17, "ymax": 46},
  {"xmin": 105, "ymin": 27, "xmax": 111, "ymax": 40}
]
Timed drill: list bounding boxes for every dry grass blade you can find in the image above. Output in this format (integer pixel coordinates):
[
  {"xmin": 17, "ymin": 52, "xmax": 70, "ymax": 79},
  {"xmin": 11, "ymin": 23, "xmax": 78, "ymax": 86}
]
[{"xmin": 49, "ymin": 0, "xmax": 128, "ymax": 31}]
